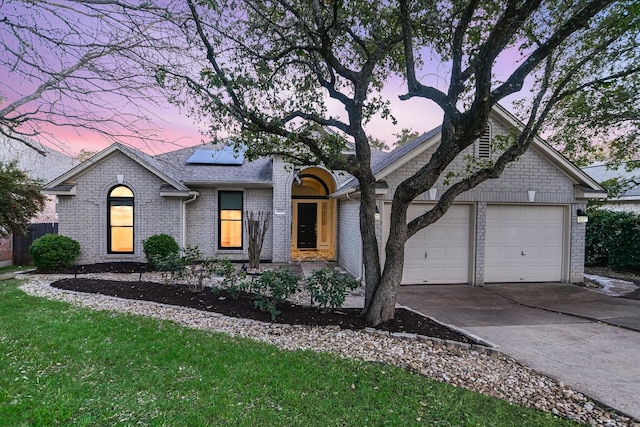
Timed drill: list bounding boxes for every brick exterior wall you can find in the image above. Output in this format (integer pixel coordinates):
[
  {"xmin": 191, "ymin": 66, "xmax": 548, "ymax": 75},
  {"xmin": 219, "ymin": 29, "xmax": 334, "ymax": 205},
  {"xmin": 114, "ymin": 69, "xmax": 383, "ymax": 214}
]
[
  {"xmin": 185, "ymin": 187, "xmax": 273, "ymax": 261},
  {"xmin": 337, "ymin": 198, "xmax": 362, "ymax": 278},
  {"xmin": 271, "ymin": 156, "xmax": 293, "ymax": 262},
  {"xmin": 0, "ymin": 236, "xmax": 12, "ymax": 267},
  {"xmin": 374, "ymin": 117, "xmax": 588, "ymax": 284},
  {"xmin": 58, "ymin": 152, "xmax": 276, "ymax": 265},
  {"xmin": 57, "ymin": 152, "xmax": 183, "ymax": 264},
  {"xmin": 570, "ymin": 201, "xmax": 587, "ymax": 283}
]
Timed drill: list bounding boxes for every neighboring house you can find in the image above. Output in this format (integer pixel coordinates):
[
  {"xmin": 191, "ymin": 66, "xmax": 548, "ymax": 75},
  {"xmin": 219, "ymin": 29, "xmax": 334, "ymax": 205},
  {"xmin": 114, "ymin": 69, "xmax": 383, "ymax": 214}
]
[
  {"xmin": 42, "ymin": 104, "xmax": 605, "ymax": 285},
  {"xmin": 0, "ymin": 137, "xmax": 77, "ymax": 266},
  {"xmin": 581, "ymin": 162, "xmax": 640, "ymax": 212}
]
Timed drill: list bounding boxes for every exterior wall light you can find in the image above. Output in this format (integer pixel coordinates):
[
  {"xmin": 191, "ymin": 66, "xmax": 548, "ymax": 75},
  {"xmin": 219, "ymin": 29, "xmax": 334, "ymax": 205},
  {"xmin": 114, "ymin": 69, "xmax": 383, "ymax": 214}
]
[
  {"xmin": 428, "ymin": 188, "xmax": 438, "ymax": 200},
  {"xmin": 375, "ymin": 206, "xmax": 381, "ymax": 221},
  {"xmin": 577, "ymin": 209, "xmax": 588, "ymax": 223},
  {"xmin": 527, "ymin": 189, "xmax": 536, "ymax": 202}
]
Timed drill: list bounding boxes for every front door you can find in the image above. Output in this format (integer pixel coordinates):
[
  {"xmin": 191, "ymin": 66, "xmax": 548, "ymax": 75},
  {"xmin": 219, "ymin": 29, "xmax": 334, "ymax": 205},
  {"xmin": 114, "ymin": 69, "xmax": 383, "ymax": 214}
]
[{"xmin": 297, "ymin": 203, "xmax": 317, "ymax": 249}]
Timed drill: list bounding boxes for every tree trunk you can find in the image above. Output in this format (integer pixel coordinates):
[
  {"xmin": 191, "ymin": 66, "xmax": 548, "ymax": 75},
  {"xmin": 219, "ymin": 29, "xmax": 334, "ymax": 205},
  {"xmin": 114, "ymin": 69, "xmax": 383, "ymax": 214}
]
[
  {"xmin": 363, "ymin": 199, "xmax": 409, "ymax": 326},
  {"xmin": 359, "ymin": 182, "xmax": 382, "ymax": 311}
]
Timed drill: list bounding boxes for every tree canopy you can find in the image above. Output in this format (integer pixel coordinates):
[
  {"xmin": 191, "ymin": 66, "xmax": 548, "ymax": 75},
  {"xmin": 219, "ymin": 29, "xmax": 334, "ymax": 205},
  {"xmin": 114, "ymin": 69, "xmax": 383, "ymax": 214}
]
[
  {"xmin": 0, "ymin": 161, "xmax": 46, "ymax": 237},
  {"xmin": 143, "ymin": 0, "xmax": 638, "ymax": 324},
  {"xmin": 0, "ymin": 0, "xmax": 184, "ymax": 152}
]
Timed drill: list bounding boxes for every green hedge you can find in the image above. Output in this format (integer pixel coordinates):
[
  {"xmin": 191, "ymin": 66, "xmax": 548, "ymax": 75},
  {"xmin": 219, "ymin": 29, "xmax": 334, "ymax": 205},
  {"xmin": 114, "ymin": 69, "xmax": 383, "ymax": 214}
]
[{"xmin": 585, "ymin": 209, "xmax": 640, "ymax": 270}]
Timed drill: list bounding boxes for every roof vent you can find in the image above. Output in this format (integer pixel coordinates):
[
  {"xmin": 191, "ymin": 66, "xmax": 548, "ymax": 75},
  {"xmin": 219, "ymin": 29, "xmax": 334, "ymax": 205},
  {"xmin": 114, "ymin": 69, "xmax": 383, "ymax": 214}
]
[{"xmin": 476, "ymin": 124, "xmax": 492, "ymax": 159}]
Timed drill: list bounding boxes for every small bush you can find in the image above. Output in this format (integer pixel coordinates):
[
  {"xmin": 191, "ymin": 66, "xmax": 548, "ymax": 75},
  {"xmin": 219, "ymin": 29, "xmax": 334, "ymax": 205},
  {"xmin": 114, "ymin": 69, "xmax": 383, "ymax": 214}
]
[
  {"xmin": 154, "ymin": 246, "xmax": 217, "ymax": 292},
  {"xmin": 305, "ymin": 268, "xmax": 359, "ymax": 312},
  {"xmin": 143, "ymin": 234, "xmax": 179, "ymax": 268},
  {"xmin": 29, "ymin": 234, "xmax": 80, "ymax": 270},
  {"xmin": 213, "ymin": 258, "xmax": 248, "ymax": 298},
  {"xmin": 250, "ymin": 268, "xmax": 301, "ymax": 320}
]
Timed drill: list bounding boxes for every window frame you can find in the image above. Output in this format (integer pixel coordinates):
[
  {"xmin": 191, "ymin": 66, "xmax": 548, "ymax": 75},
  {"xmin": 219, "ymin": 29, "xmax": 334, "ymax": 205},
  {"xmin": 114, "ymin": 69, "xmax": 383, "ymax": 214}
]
[
  {"xmin": 107, "ymin": 185, "xmax": 134, "ymax": 254},
  {"xmin": 218, "ymin": 190, "xmax": 243, "ymax": 250}
]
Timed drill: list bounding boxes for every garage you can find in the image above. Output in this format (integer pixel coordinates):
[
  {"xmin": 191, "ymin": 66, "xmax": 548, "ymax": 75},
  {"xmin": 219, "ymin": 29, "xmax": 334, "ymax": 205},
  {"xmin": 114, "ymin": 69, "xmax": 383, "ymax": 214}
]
[
  {"xmin": 392, "ymin": 204, "xmax": 472, "ymax": 285},
  {"xmin": 485, "ymin": 205, "xmax": 565, "ymax": 282}
]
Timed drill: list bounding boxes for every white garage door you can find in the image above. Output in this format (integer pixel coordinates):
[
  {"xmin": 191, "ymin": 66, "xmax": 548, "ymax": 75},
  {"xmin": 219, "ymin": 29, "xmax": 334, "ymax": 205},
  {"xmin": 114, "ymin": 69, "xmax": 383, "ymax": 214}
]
[
  {"xmin": 485, "ymin": 205, "xmax": 565, "ymax": 282},
  {"xmin": 400, "ymin": 204, "xmax": 471, "ymax": 284}
]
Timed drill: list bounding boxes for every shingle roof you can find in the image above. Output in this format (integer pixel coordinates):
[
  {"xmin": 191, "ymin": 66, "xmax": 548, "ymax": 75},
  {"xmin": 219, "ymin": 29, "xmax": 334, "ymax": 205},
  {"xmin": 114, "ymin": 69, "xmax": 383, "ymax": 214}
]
[
  {"xmin": 153, "ymin": 144, "xmax": 272, "ymax": 185},
  {"xmin": 582, "ymin": 162, "xmax": 640, "ymax": 198},
  {"xmin": 334, "ymin": 127, "xmax": 442, "ymax": 195}
]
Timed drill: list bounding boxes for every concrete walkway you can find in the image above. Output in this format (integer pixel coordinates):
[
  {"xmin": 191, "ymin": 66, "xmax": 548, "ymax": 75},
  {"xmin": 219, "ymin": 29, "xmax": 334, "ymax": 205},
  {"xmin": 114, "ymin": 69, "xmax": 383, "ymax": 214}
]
[{"xmin": 397, "ymin": 283, "xmax": 640, "ymax": 421}]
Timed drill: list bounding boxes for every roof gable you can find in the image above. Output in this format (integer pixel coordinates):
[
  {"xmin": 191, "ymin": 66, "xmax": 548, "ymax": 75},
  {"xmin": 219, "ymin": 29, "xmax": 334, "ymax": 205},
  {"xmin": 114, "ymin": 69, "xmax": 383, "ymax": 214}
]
[
  {"xmin": 42, "ymin": 143, "xmax": 192, "ymax": 195},
  {"xmin": 334, "ymin": 104, "xmax": 604, "ymax": 197}
]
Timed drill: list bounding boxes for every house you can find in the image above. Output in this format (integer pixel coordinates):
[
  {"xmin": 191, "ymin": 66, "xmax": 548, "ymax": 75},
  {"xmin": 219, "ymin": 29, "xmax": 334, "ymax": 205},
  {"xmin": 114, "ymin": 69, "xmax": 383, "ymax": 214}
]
[
  {"xmin": 581, "ymin": 162, "xmax": 640, "ymax": 212},
  {"xmin": 0, "ymin": 137, "xmax": 77, "ymax": 266},
  {"xmin": 42, "ymin": 105, "xmax": 605, "ymax": 284}
]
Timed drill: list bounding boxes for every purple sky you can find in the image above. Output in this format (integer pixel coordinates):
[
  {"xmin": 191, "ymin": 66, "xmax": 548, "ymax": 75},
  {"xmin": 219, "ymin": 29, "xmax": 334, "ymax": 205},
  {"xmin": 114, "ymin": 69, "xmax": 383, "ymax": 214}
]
[{"xmin": 0, "ymin": 2, "xmax": 531, "ymax": 158}]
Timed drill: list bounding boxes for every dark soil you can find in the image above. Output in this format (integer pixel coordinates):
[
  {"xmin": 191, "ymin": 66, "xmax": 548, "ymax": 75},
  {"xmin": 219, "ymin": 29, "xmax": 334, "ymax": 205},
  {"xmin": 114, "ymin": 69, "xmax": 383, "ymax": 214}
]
[{"xmin": 46, "ymin": 263, "xmax": 476, "ymax": 344}]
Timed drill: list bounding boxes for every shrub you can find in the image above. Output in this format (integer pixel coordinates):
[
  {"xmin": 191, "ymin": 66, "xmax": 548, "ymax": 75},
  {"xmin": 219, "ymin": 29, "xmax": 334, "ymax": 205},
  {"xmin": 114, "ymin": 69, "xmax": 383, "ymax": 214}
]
[
  {"xmin": 143, "ymin": 234, "xmax": 179, "ymax": 268},
  {"xmin": 250, "ymin": 268, "xmax": 301, "ymax": 320},
  {"xmin": 304, "ymin": 268, "xmax": 359, "ymax": 312},
  {"xmin": 29, "ymin": 234, "xmax": 80, "ymax": 270},
  {"xmin": 585, "ymin": 209, "xmax": 640, "ymax": 270},
  {"xmin": 213, "ymin": 258, "xmax": 247, "ymax": 298},
  {"xmin": 154, "ymin": 246, "xmax": 217, "ymax": 292}
]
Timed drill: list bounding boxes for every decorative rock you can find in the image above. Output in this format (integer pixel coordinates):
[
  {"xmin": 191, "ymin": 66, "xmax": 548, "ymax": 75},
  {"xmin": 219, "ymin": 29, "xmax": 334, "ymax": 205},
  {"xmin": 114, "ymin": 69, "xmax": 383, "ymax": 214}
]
[{"xmin": 19, "ymin": 276, "xmax": 637, "ymax": 427}]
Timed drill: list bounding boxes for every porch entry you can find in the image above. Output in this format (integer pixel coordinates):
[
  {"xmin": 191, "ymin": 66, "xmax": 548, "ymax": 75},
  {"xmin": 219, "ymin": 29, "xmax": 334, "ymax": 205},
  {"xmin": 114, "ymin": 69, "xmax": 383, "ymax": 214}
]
[{"xmin": 291, "ymin": 167, "xmax": 336, "ymax": 260}]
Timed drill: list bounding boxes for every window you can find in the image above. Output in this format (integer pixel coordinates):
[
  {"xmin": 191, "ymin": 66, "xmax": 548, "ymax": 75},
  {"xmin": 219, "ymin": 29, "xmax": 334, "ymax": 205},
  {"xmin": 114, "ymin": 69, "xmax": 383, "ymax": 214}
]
[
  {"xmin": 108, "ymin": 185, "xmax": 134, "ymax": 253},
  {"xmin": 219, "ymin": 191, "xmax": 243, "ymax": 249},
  {"xmin": 476, "ymin": 123, "xmax": 492, "ymax": 159}
]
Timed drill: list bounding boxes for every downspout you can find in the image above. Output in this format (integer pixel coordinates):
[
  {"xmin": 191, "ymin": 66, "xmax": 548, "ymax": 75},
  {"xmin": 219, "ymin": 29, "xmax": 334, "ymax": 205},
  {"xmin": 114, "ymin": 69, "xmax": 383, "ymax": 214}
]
[{"xmin": 182, "ymin": 193, "xmax": 198, "ymax": 248}]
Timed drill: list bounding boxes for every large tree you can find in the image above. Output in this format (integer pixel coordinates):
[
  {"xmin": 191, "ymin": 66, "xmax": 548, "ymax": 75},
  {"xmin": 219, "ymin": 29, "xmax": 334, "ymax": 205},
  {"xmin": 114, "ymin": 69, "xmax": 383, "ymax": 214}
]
[
  {"xmin": 143, "ymin": 0, "xmax": 638, "ymax": 325},
  {"xmin": 0, "ymin": 161, "xmax": 46, "ymax": 237},
  {"xmin": 0, "ymin": 0, "xmax": 183, "ymax": 153}
]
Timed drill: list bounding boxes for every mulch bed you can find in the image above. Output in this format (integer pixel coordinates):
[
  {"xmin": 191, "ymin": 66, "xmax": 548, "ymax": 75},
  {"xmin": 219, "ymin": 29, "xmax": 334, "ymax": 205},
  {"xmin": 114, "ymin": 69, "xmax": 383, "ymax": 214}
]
[{"xmin": 45, "ymin": 262, "xmax": 476, "ymax": 344}]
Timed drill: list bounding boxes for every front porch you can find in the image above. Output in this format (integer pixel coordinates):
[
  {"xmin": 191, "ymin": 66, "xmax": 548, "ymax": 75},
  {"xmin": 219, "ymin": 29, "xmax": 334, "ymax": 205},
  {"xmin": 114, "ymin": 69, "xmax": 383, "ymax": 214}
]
[{"xmin": 290, "ymin": 248, "xmax": 335, "ymax": 262}]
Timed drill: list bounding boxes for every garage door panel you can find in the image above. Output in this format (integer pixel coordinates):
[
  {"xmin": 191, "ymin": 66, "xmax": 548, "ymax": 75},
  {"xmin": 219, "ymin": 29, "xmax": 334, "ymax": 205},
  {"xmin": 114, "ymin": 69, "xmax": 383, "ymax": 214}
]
[
  {"xmin": 401, "ymin": 204, "xmax": 471, "ymax": 285},
  {"xmin": 485, "ymin": 205, "xmax": 564, "ymax": 283}
]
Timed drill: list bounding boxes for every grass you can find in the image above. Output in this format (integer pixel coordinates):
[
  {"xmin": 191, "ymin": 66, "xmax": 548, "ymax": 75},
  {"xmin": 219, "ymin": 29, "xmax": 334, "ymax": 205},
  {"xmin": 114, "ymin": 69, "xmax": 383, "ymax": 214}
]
[
  {"xmin": 0, "ymin": 265, "xmax": 33, "ymax": 274},
  {"xmin": 0, "ymin": 279, "xmax": 580, "ymax": 426}
]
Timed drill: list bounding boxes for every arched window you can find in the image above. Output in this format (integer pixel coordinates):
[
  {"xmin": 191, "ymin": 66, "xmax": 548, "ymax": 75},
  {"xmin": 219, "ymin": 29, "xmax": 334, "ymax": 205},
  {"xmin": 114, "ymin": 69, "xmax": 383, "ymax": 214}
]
[{"xmin": 108, "ymin": 185, "xmax": 134, "ymax": 253}]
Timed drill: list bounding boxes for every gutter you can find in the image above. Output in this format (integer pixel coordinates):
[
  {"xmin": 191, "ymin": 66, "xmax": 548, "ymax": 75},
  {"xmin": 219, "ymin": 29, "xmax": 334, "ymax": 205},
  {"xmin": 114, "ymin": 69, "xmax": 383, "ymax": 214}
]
[{"xmin": 182, "ymin": 193, "xmax": 199, "ymax": 248}]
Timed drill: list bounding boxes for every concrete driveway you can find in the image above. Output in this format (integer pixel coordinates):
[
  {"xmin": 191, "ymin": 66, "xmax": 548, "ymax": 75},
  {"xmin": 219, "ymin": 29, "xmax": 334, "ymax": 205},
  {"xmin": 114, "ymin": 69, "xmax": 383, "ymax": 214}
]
[{"xmin": 397, "ymin": 283, "xmax": 640, "ymax": 421}]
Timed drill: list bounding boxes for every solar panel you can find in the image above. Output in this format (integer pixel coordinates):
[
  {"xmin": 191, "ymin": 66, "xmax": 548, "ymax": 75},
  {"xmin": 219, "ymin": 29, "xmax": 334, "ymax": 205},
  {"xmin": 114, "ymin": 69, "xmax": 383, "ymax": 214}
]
[{"xmin": 186, "ymin": 145, "xmax": 245, "ymax": 165}]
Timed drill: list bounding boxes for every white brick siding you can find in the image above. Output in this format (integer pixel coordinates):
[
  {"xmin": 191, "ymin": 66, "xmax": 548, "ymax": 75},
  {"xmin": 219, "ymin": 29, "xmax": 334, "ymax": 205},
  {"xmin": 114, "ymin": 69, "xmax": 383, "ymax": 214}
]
[
  {"xmin": 271, "ymin": 156, "xmax": 292, "ymax": 262},
  {"xmin": 186, "ymin": 187, "xmax": 273, "ymax": 261},
  {"xmin": 337, "ymin": 199, "xmax": 362, "ymax": 278},
  {"xmin": 373, "ymin": 118, "xmax": 586, "ymax": 284},
  {"xmin": 57, "ymin": 152, "xmax": 182, "ymax": 264}
]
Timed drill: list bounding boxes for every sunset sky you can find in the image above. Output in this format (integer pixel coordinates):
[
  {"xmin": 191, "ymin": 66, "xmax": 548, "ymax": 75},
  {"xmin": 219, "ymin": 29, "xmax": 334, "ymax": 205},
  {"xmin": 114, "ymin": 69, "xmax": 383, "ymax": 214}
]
[
  {"xmin": 0, "ymin": 3, "xmax": 531, "ymax": 158},
  {"xmin": 2, "ymin": 64, "xmax": 528, "ymax": 158}
]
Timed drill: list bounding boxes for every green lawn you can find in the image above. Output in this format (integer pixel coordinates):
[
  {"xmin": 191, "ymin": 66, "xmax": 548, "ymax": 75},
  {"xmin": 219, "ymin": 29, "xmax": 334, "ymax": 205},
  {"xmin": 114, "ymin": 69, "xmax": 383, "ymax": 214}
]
[
  {"xmin": 0, "ymin": 280, "xmax": 579, "ymax": 426},
  {"xmin": 0, "ymin": 265, "xmax": 33, "ymax": 274}
]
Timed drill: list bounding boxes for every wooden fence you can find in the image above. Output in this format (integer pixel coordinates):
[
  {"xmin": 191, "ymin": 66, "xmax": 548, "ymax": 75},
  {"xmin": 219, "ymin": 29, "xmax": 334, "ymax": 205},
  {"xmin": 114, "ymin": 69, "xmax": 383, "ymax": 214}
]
[{"xmin": 12, "ymin": 223, "xmax": 58, "ymax": 265}]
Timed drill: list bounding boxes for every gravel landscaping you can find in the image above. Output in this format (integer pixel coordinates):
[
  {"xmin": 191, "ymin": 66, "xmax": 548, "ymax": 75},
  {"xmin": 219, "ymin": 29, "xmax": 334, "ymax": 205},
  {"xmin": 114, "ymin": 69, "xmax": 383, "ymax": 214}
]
[{"xmin": 18, "ymin": 273, "xmax": 638, "ymax": 427}]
